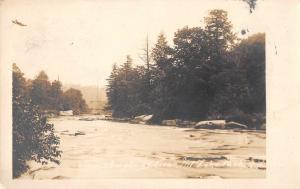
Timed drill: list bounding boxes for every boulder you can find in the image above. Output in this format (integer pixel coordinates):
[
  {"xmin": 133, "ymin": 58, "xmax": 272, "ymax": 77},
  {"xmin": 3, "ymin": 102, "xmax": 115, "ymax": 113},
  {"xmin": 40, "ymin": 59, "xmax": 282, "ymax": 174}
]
[
  {"xmin": 134, "ymin": 115, "xmax": 146, "ymax": 120},
  {"xmin": 131, "ymin": 115, "xmax": 153, "ymax": 124},
  {"xmin": 142, "ymin": 115, "xmax": 153, "ymax": 122},
  {"xmin": 225, "ymin": 121, "xmax": 248, "ymax": 129},
  {"xmin": 195, "ymin": 120, "xmax": 226, "ymax": 129}
]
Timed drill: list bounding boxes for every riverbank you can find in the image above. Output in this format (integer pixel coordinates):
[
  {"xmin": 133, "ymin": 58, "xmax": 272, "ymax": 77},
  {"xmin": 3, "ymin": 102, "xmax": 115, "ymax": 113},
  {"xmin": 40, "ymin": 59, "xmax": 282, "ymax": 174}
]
[{"xmin": 88, "ymin": 114, "xmax": 266, "ymax": 131}]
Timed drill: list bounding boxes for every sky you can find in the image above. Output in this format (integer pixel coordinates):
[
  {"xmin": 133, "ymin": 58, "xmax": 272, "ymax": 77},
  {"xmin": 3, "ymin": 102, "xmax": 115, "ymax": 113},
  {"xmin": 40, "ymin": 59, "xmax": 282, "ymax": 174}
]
[{"xmin": 2, "ymin": 0, "xmax": 269, "ymax": 87}]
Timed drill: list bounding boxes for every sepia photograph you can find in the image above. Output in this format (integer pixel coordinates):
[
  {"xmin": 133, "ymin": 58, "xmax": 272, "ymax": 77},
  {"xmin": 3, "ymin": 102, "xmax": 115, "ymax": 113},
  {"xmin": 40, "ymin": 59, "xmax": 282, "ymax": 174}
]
[{"xmin": 1, "ymin": 0, "xmax": 300, "ymax": 188}]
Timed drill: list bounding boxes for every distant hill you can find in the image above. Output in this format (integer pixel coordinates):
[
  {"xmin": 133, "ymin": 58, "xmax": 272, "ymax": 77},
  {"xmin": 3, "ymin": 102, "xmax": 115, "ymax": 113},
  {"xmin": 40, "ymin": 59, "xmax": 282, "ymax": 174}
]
[{"xmin": 63, "ymin": 84, "xmax": 107, "ymax": 113}]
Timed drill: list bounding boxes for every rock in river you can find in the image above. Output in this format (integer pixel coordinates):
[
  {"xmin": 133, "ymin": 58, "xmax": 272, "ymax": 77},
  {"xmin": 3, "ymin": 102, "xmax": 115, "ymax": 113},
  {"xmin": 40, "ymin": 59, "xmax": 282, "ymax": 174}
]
[
  {"xmin": 195, "ymin": 120, "xmax": 226, "ymax": 129},
  {"xmin": 131, "ymin": 115, "xmax": 153, "ymax": 124},
  {"xmin": 225, "ymin": 121, "xmax": 248, "ymax": 129},
  {"xmin": 74, "ymin": 131, "xmax": 86, "ymax": 136}
]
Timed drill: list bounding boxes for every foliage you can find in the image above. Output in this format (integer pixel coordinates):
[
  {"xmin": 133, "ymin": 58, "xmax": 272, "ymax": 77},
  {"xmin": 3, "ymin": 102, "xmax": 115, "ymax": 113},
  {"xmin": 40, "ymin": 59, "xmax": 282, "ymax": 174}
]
[
  {"xmin": 13, "ymin": 64, "xmax": 62, "ymax": 178},
  {"xmin": 204, "ymin": 9, "xmax": 237, "ymax": 62},
  {"xmin": 106, "ymin": 56, "xmax": 151, "ymax": 117},
  {"xmin": 49, "ymin": 80, "xmax": 64, "ymax": 111},
  {"xmin": 62, "ymin": 88, "xmax": 88, "ymax": 115},
  {"xmin": 30, "ymin": 71, "xmax": 52, "ymax": 109},
  {"xmin": 106, "ymin": 9, "xmax": 265, "ymax": 125},
  {"xmin": 233, "ymin": 33, "xmax": 265, "ymax": 113},
  {"xmin": 150, "ymin": 33, "xmax": 175, "ymax": 120}
]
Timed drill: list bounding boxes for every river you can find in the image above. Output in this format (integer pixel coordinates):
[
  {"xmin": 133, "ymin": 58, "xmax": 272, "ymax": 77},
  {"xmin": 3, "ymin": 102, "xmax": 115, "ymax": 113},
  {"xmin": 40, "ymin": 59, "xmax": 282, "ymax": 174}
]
[{"xmin": 20, "ymin": 116, "xmax": 266, "ymax": 179}]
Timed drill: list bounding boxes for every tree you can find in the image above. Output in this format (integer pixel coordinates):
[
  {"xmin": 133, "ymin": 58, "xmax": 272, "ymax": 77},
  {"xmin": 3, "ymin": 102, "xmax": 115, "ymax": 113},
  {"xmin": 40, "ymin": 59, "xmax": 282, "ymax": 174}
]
[
  {"xmin": 207, "ymin": 61, "xmax": 247, "ymax": 117},
  {"xmin": 106, "ymin": 55, "xmax": 153, "ymax": 118},
  {"xmin": 138, "ymin": 36, "xmax": 154, "ymax": 107},
  {"xmin": 204, "ymin": 9, "xmax": 237, "ymax": 63},
  {"xmin": 151, "ymin": 33, "xmax": 173, "ymax": 70},
  {"xmin": 62, "ymin": 88, "xmax": 88, "ymax": 115},
  {"xmin": 123, "ymin": 55, "xmax": 133, "ymax": 80},
  {"xmin": 13, "ymin": 64, "xmax": 61, "ymax": 178},
  {"xmin": 207, "ymin": 33, "xmax": 265, "ymax": 118},
  {"xmin": 150, "ymin": 33, "xmax": 176, "ymax": 121},
  {"xmin": 106, "ymin": 63, "xmax": 119, "ymax": 111},
  {"xmin": 49, "ymin": 80, "xmax": 63, "ymax": 111},
  {"xmin": 30, "ymin": 71, "xmax": 52, "ymax": 110},
  {"xmin": 233, "ymin": 33, "xmax": 265, "ymax": 113},
  {"xmin": 106, "ymin": 10, "xmax": 265, "ymax": 126},
  {"xmin": 29, "ymin": 71, "xmax": 65, "ymax": 112},
  {"xmin": 172, "ymin": 26, "xmax": 212, "ymax": 119},
  {"xmin": 139, "ymin": 35, "xmax": 152, "ymax": 87},
  {"xmin": 108, "ymin": 56, "xmax": 142, "ymax": 117}
]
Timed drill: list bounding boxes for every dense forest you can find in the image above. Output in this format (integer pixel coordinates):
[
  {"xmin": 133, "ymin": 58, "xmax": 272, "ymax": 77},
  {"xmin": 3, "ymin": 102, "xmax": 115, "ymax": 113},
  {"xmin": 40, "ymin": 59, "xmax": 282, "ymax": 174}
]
[{"xmin": 106, "ymin": 9, "xmax": 265, "ymax": 127}]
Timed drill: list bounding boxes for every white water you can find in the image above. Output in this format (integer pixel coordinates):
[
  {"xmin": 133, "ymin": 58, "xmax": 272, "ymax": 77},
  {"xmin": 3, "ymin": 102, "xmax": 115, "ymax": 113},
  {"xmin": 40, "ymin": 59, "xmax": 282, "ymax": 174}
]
[{"xmin": 20, "ymin": 116, "xmax": 266, "ymax": 179}]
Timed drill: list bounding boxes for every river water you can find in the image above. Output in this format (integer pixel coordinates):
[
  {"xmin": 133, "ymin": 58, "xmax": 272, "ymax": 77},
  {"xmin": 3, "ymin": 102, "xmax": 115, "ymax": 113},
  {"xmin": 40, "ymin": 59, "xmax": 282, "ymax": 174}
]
[{"xmin": 20, "ymin": 116, "xmax": 266, "ymax": 179}]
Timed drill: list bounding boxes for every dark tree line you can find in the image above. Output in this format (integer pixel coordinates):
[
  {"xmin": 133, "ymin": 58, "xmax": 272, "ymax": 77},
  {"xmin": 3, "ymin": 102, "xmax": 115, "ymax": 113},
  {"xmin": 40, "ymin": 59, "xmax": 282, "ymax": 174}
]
[{"xmin": 106, "ymin": 9, "xmax": 265, "ymax": 126}]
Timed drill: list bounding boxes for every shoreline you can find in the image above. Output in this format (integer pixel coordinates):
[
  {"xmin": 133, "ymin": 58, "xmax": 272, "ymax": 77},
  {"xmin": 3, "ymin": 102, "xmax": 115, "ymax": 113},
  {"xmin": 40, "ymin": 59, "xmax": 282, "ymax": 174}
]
[{"xmin": 51, "ymin": 114, "xmax": 266, "ymax": 133}]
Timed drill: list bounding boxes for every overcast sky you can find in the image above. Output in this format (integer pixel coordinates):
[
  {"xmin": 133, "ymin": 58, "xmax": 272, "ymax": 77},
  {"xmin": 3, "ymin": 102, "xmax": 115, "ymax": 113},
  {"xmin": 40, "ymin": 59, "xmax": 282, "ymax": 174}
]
[{"xmin": 3, "ymin": 0, "xmax": 269, "ymax": 87}]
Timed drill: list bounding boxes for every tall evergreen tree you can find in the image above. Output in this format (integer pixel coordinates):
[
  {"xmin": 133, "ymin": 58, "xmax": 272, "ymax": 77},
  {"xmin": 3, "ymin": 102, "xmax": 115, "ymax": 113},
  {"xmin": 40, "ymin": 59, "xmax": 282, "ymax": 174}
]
[
  {"xmin": 204, "ymin": 9, "xmax": 236, "ymax": 63},
  {"xmin": 151, "ymin": 33, "xmax": 173, "ymax": 70},
  {"xmin": 106, "ymin": 63, "xmax": 119, "ymax": 111},
  {"xmin": 151, "ymin": 33, "xmax": 175, "ymax": 121}
]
